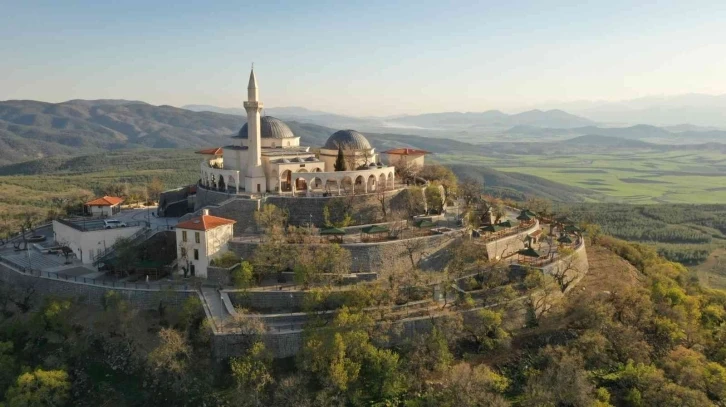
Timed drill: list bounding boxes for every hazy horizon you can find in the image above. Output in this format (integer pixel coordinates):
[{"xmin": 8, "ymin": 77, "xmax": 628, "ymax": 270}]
[{"xmin": 2, "ymin": 1, "xmax": 726, "ymax": 116}]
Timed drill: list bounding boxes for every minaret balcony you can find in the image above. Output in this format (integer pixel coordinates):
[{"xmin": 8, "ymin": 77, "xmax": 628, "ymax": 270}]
[{"xmin": 243, "ymin": 101, "xmax": 264, "ymax": 109}]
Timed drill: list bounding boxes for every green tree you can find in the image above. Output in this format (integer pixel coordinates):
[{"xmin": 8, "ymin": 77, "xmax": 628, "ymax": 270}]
[
  {"xmin": 464, "ymin": 309, "xmax": 510, "ymax": 352},
  {"xmin": 232, "ymin": 261, "xmax": 255, "ymax": 288},
  {"xmin": 4, "ymin": 369, "xmax": 71, "ymax": 407},
  {"xmin": 334, "ymin": 147, "xmax": 347, "ymax": 171},
  {"xmin": 230, "ymin": 341, "xmax": 274, "ymax": 405}
]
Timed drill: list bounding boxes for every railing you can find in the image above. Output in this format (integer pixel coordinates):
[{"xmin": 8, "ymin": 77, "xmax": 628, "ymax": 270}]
[{"xmin": 44, "ymin": 271, "xmax": 193, "ymax": 291}]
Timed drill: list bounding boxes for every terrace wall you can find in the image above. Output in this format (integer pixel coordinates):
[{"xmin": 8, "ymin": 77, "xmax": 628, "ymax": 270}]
[
  {"xmin": 228, "ymin": 230, "xmax": 460, "ymax": 274},
  {"xmin": 481, "ymin": 221, "xmax": 540, "ymax": 259},
  {"xmin": 0, "ymin": 262, "xmax": 194, "ymax": 311}
]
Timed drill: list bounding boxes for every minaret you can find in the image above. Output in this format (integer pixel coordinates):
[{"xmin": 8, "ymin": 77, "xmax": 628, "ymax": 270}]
[{"xmin": 243, "ymin": 66, "xmax": 266, "ymax": 193}]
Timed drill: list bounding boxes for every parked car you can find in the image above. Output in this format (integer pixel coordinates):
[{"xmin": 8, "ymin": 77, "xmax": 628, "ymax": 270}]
[{"xmin": 103, "ymin": 219, "xmax": 127, "ymax": 229}]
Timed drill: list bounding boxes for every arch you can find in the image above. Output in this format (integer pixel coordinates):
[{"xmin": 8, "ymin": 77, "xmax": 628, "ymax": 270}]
[
  {"xmin": 387, "ymin": 172, "xmax": 394, "ymax": 188},
  {"xmin": 298, "ymin": 169, "xmax": 309, "ymax": 173},
  {"xmin": 354, "ymin": 175, "xmax": 366, "ymax": 193},
  {"xmin": 341, "ymin": 176, "xmax": 354, "ymax": 193},
  {"xmin": 314, "ymin": 167, "xmax": 323, "ymax": 172},
  {"xmin": 309, "ymin": 177, "xmax": 323, "ymax": 190},
  {"xmin": 280, "ymin": 170, "xmax": 292, "ymax": 192},
  {"xmin": 379, "ymin": 173, "xmax": 387, "ymax": 190},
  {"xmin": 326, "ymin": 179, "xmax": 340, "ymax": 195},
  {"xmin": 368, "ymin": 174, "xmax": 377, "ymax": 192},
  {"xmin": 294, "ymin": 177, "xmax": 307, "ymax": 193}
]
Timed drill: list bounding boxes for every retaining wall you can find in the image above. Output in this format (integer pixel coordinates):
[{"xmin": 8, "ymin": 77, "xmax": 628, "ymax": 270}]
[
  {"xmin": 195, "ymin": 187, "xmax": 411, "ymax": 231},
  {"xmin": 0, "ymin": 263, "xmax": 195, "ymax": 311},
  {"xmin": 228, "ymin": 231, "xmax": 459, "ymax": 274},
  {"xmin": 482, "ymin": 221, "xmax": 540, "ymax": 259}
]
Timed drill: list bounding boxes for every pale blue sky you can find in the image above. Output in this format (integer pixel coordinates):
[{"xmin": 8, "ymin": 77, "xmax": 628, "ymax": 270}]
[{"xmin": 1, "ymin": 0, "xmax": 725, "ymax": 115}]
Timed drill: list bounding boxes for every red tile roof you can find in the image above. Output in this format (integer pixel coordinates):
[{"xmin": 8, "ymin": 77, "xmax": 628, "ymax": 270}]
[
  {"xmin": 382, "ymin": 148, "xmax": 431, "ymax": 155},
  {"xmin": 85, "ymin": 196, "xmax": 124, "ymax": 206},
  {"xmin": 195, "ymin": 147, "xmax": 223, "ymax": 155},
  {"xmin": 176, "ymin": 215, "xmax": 236, "ymax": 231}
]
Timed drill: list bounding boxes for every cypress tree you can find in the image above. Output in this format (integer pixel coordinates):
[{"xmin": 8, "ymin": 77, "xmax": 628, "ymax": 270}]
[{"xmin": 334, "ymin": 146, "xmax": 347, "ymax": 171}]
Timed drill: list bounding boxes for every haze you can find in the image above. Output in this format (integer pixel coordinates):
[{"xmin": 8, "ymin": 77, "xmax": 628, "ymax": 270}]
[{"xmin": 2, "ymin": 0, "xmax": 725, "ymax": 116}]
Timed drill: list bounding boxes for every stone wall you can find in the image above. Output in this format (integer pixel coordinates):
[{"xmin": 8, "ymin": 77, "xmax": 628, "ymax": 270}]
[
  {"xmin": 228, "ymin": 231, "xmax": 459, "ymax": 274},
  {"xmin": 540, "ymin": 240, "xmax": 589, "ymax": 282},
  {"xmin": 228, "ymin": 290, "xmax": 308, "ymax": 312},
  {"xmin": 0, "ymin": 262, "xmax": 195, "ymax": 311},
  {"xmin": 192, "ymin": 189, "xmax": 261, "ymax": 234},
  {"xmin": 266, "ymin": 188, "xmax": 407, "ymax": 228},
  {"xmin": 207, "ymin": 264, "xmax": 238, "ymax": 286},
  {"xmin": 482, "ymin": 221, "xmax": 540, "ymax": 259}
]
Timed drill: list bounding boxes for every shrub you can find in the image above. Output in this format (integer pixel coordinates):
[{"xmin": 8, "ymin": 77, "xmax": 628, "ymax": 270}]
[{"xmin": 211, "ymin": 251, "xmax": 240, "ymax": 268}]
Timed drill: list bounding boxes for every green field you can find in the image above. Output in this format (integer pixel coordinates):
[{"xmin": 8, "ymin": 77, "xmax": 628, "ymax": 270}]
[{"xmin": 438, "ymin": 150, "xmax": 726, "ymax": 204}]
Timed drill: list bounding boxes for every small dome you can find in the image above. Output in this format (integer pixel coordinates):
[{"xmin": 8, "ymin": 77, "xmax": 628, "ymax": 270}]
[
  {"xmin": 324, "ymin": 129, "xmax": 372, "ymax": 150},
  {"xmin": 305, "ymin": 157, "xmax": 317, "ymax": 162},
  {"xmin": 369, "ymin": 162, "xmax": 377, "ymax": 167},
  {"xmin": 291, "ymin": 157, "xmax": 303, "ymax": 163},
  {"xmin": 236, "ymin": 116, "xmax": 295, "ymax": 139}
]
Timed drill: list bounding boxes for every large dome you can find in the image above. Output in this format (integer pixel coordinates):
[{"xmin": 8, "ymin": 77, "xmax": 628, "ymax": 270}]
[
  {"xmin": 324, "ymin": 129, "xmax": 372, "ymax": 150},
  {"xmin": 236, "ymin": 116, "xmax": 295, "ymax": 139}
]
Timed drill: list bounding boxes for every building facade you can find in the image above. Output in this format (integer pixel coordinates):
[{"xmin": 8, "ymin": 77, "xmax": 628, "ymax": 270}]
[
  {"xmin": 175, "ymin": 209, "xmax": 235, "ymax": 278},
  {"xmin": 85, "ymin": 196, "xmax": 124, "ymax": 217},
  {"xmin": 198, "ymin": 68, "xmax": 395, "ymax": 196}
]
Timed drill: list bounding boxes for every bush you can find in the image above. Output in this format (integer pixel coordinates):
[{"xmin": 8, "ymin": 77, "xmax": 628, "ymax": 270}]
[
  {"xmin": 211, "ymin": 251, "xmax": 240, "ymax": 268},
  {"xmin": 231, "ymin": 261, "xmax": 254, "ymax": 289}
]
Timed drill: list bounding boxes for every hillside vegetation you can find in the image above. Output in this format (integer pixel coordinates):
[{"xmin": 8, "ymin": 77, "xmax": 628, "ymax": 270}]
[
  {"xmin": 0, "ymin": 99, "xmax": 244, "ymax": 164},
  {"xmin": 1, "ymin": 237, "xmax": 726, "ymax": 406}
]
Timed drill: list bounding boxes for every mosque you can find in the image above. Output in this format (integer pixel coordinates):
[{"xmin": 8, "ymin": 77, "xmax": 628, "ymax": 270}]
[{"xmin": 197, "ymin": 68, "xmax": 406, "ymax": 196}]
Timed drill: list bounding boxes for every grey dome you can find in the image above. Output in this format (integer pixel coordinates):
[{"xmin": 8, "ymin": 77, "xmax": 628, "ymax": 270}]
[
  {"xmin": 236, "ymin": 116, "xmax": 295, "ymax": 139},
  {"xmin": 324, "ymin": 129, "xmax": 372, "ymax": 150}
]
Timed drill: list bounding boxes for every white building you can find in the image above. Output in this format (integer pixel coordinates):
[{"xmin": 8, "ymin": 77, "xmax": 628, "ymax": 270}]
[
  {"xmin": 383, "ymin": 148, "xmax": 430, "ymax": 171},
  {"xmin": 175, "ymin": 209, "xmax": 235, "ymax": 278},
  {"xmin": 52, "ymin": 219, "xmax": 143, "ymax": 264},
  {"xmin": 198, "ymin": 67, "xmax": 396, "ymax": 196},
  {"xmin": 85, "ymin": 196, "xmax": 124, "ymax": 217}
]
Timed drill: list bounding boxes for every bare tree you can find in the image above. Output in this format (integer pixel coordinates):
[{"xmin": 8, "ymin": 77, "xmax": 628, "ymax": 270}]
[
  {"xmin": 459, "ymin": 178, "xmax": 483, "ymax": 209},
  {"xmin": 551, "ymin": 248, "xmax": 581, "ymax": 293},
  {"xmin": 402, "ymin": 236, "xmax": 429, "ymax": 270}
]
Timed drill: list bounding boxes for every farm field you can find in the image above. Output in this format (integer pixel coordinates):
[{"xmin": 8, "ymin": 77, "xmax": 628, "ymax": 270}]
[{"xmin": 437, "ymin": 150, "xmax": 726, "ymax": 204}]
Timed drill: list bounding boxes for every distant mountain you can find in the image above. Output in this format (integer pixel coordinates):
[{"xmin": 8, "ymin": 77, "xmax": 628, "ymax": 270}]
[
  {"xmin": 550, "ymin": 94, "xmax": 726, "ymax": 127},
  {"xmin": 386, "ymin": 109, "xmax": 594, "ymax": 130},
  {"xmin": 503, "ymin": 124, "xmax": 726, "ymax": 143},
  {"xmin": 0, "ymin": 99, "xmax": 250, "ymax": 164}
]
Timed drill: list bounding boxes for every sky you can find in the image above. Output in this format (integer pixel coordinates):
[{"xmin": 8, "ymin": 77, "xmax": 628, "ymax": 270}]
[{"xmin": 1, "ymin": 0, "xmax": 726, "ymax": 116}]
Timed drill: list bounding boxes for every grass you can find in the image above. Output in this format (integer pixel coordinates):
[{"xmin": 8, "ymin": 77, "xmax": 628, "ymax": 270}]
[
  {"xmin": 437, "ymin": 150, "xmax": 726, "ymax": 204},
  {"xmin": 0, "ymin": 150, "xmax": 200, "ymax": 233}
]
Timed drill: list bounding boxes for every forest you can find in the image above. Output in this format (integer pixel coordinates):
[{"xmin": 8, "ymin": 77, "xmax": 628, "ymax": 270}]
[
  {"xmin": 562, "ymin": 203, "xmax": 726, "ymax": 265},
  {"xmin": 1, "ymin": 235, "xmax": 726, "ymax": 406}
]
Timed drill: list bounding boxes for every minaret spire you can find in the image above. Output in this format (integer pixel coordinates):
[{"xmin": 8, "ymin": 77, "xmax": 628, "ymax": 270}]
[
  {"xmin": 243, "ymin": 65, "xmax": 265, "ymax": 193},
  {"xmin": 248, "ymin": 65, "xmax": 258, "ymax": 102}
]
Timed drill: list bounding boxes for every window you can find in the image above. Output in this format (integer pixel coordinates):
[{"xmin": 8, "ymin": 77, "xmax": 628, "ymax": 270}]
[
  {"xmin": 182, "ymin": 231, "xmax": 187, "ymax": 242},
  {"xmin": 181, "ymin": 247, "xmax": 186, "ymax": 257},
  {"xmin": 193, "ymin": 249, "xmax": 199, "ymax": 260},
  {"xmin": 195, "ymin": 232, "xmax": 200, "ymax": 243},
  {"xmin": 257, "ymin": 184, "xmax": 261, "ymax": 192}
]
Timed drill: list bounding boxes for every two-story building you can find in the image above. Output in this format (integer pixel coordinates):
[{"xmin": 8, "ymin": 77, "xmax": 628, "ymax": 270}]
[{"xmin": 175, "ymin": 209, "xmax": 235, "ymax": 278}]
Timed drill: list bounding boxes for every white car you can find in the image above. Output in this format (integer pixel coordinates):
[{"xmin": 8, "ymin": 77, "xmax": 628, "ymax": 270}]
[{"xmin": 103, "ymin": 219, "xmax": 127, "ymax": 229}]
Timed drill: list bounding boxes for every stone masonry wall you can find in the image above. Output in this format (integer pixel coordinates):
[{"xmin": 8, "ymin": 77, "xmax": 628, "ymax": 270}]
[
  {"xmin": 482, "ymin": 221, "xmax": 540, "ymax": 259},
  {"xmin": 0, "ymin": 263, "xmax": 194, "ymax": 311},
  {"xmin": 228, "ymin": 231, "xmax": 459, "ymax": 274},
  {"xmin": 266, "ymin": 188, "xmax": 407, "ymax": 228}
]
